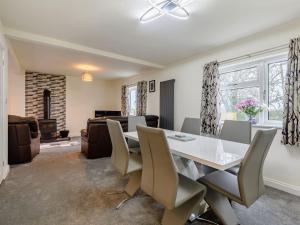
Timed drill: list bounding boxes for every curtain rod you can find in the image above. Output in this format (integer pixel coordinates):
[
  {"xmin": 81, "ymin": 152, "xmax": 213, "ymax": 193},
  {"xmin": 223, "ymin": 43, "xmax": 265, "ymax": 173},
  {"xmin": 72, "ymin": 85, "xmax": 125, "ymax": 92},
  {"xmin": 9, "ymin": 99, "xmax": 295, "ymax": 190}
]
[{"xmin": 219, "ymin": 43, "xmax": 289, "ymax": 65}]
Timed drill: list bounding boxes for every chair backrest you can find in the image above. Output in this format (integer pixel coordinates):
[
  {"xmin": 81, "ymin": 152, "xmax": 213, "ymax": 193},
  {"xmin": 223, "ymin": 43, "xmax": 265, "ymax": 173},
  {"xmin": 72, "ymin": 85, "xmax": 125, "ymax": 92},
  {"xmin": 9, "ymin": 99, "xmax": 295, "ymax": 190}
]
[
  {"xmin": 128, "ymin": 116, "xmax": 147, "ymax": 131},
  {"xmin": 181, "ymin": 117, "xmax": 201, "ymax": 135},
  {"xmin": 128, "ymin": 116, "xmax": 147, "ymax": 148},
  {"xmin": 137, "ymin": 125, "xmax": 178, "ymax": 209},
  {"xmin": 220, "ymin": 120, "xmax": 251, "ymax": 144},
  {"xmin": 238, "ymin": 129, "xmax": 277, "ymax": 207},
  {"xmin": 107, "ymin": 119, "xmax": 129, "ymax": 176}
]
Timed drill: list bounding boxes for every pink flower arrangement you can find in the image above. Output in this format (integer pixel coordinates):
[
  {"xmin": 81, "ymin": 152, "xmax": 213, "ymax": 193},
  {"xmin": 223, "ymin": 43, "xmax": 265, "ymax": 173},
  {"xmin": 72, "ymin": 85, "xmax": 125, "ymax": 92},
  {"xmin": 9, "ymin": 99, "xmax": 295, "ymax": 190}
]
[
  {"xmin": 235, "ymin": 98, "xmax": 264, "ymax": 117},
  {"xmin": 235, "ymin": 99, "xmax": 258, "ymax": 110}
]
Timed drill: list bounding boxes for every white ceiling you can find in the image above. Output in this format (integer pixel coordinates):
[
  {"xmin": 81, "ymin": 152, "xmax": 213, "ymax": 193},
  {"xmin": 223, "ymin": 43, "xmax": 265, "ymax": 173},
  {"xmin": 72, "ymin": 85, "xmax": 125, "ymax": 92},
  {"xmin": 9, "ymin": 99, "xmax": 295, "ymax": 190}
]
[
  {"xmin": 1, "ymin": 0, "xmax": 300, "ymax": 78},
  {"xmin": 9, "ymin": 39, "xmax": 156, "ymax": 79}
]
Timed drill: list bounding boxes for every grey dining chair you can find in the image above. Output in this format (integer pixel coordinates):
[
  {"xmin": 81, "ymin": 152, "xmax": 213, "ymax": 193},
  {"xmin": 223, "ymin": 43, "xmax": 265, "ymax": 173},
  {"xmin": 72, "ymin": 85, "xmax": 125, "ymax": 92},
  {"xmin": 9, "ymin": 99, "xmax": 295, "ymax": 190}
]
[
  {"xmin": 220, "ymin": 120, "xmax": 252, "ymax": 175},
  {"xmin": 181, "ymin": 117, "xmax": 201, "ymax": 135},
  {"xmin": 127, "ymin": 116, "xmax": 147, "ymax": 151},
  {"xmin": 128, "ymin": 116, "xmax": 147, "ymax": 132},
  {"xmin": 199, "ymin": 129, "xmax": 277, "ymax": 225},
  {"xmin": 106, "ymin": 119, "xmax": 142, "ymax": 209},
  {"xmin": 220, "ymin": 120, "xmax": 251, "ymax": 144},
  {"xmin": 136, "ymin": 125, "xmax": 207, "ymax": 225}
]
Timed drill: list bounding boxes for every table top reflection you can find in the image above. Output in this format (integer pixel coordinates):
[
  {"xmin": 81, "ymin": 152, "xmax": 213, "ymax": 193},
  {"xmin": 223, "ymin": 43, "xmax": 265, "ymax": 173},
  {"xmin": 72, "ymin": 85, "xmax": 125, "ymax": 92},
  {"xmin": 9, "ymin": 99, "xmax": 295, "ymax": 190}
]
[{"xmin": 124, "ymin": 130, "xmax": 249, "ymax": 170}]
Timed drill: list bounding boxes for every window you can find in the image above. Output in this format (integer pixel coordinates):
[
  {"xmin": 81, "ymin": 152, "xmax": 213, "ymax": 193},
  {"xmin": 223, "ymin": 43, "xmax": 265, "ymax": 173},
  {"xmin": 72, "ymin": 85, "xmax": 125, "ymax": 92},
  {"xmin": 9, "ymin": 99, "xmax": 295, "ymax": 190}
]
[
  {"xmin": 268, "ymin": 61, "xmax": 287, "ymax": 121},
  {"xmin": 128, "ymin": 85, "xmax": 137, "ymax": 116},
  {"xmin": 220, "ymin": 55, "xmax": 288, "ymax": 126}
]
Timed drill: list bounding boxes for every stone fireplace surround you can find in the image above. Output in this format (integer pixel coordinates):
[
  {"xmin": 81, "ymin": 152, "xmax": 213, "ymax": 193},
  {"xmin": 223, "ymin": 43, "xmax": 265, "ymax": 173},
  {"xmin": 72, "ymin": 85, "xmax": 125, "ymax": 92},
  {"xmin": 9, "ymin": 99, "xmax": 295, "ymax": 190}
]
[{"xmin": 25, "ymin": 72, "xmax": 66, "ymax": 131}]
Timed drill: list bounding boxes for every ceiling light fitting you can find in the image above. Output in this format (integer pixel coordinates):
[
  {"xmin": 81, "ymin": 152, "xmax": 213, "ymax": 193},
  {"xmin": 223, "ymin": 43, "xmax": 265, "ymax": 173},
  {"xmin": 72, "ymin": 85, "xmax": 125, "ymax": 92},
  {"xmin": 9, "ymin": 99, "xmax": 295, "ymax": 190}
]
[
  {"xmin": 140, "ymin": 0, "xmax": 192, "ymax": 23},
  {"xmin": 81, "ymin": 72, "xmax": 93, "ymax": 82}
]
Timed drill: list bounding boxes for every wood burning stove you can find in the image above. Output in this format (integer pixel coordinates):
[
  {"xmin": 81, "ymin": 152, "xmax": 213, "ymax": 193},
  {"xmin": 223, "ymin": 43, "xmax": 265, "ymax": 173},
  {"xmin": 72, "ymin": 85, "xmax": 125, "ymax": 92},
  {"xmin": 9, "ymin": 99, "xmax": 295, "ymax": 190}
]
[
  {"xmin": 43, "ymin": 89, "xmax": 51, "ymax": 120},
  {"xmin": 38, "ymin": 89, "xmax": 70, "ymax": 143},
  {"xmin": 38, "ymin": 119, "xmax": 57, "ymax": 142},
  {"xmin": 38, "ymin": 89, "xmax": 58, "ymax": 142}
]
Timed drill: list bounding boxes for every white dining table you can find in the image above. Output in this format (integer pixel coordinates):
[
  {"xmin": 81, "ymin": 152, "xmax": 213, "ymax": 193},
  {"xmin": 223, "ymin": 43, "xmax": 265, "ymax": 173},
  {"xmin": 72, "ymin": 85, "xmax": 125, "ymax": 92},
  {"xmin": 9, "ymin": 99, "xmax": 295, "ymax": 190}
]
[{"xmin": 124, "ymin": 129, "xmax": 249, "ymax": 171}]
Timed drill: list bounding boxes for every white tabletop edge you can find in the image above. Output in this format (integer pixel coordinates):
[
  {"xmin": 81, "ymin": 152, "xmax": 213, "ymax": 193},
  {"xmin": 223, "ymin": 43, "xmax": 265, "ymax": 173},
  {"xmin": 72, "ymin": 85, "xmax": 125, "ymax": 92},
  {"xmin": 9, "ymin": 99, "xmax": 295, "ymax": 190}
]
[
  {"xmin": 124, "ymin": 131, "xmax": 248, "ymax": 171},
  {"xmin": 124, "ymin": 132, "xmax": 139, "ymax": 141},
  {"xmin": 170, "ymin": 149, "xmax": 242, "ymax": 171}
]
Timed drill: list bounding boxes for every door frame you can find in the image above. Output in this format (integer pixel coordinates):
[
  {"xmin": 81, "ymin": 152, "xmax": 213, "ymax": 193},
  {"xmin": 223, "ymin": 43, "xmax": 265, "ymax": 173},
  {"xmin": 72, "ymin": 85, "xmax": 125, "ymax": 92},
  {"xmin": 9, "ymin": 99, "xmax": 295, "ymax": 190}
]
[
  {"xmin": 0, "ymin": 40, "xmax": 8, "ymax": 183},
  {"xmin": 0, "ymin": 44, "xmax": 4, "ymax": 182}
]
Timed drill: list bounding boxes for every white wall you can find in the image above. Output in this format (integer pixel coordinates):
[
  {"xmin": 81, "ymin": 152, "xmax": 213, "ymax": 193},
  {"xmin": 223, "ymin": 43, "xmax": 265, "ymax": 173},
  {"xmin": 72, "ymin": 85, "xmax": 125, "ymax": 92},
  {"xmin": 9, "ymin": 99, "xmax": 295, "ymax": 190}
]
[
  {"xmin": 7, "ymin": 51, "xmax": 25, "ymax": 116},
  {"xmin": 66, "ymin": 76, "xmax": 117, "ymax": 137},
  {"xmin": 111, "ymin": 18, "xmax": 300, "ymax": 196},
  {"xmin": 6, "ymin": 66, "xmax": 119, "ymax": 137},
  {"xmin": 7, "ymin": 70, "xmax": 117, "ymax": 137},
  {"xmin": 0, "ymin": 19, "xmax": 9, "ymax": 182}
]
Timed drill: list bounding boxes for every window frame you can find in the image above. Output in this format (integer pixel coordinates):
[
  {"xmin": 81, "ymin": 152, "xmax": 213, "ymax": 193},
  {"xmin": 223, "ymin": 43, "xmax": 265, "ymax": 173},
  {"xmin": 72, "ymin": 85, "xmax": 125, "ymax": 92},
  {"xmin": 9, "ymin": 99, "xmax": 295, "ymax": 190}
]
[
  {"xmin": 219, "ymin": 53, "xmax": 288, "ymax": 127},
  {"xmin": 262, "ymin": 56, "xmax": 287, "ymax": 126},
  {"xmin": 127, "ymin": 84, "xmax": 137, "ymax": 116},
  {"xmin": 220, "ymin": 61, "xmax": 264, "ymax": 123}
]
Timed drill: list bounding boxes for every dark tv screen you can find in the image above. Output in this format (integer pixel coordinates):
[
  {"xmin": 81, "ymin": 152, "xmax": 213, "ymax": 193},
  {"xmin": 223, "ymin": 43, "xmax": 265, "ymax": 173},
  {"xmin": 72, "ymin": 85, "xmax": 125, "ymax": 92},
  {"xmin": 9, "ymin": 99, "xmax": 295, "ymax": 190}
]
[{"xmin": 95, "ymin": 110, "xmax": 121, "ymax": 118}]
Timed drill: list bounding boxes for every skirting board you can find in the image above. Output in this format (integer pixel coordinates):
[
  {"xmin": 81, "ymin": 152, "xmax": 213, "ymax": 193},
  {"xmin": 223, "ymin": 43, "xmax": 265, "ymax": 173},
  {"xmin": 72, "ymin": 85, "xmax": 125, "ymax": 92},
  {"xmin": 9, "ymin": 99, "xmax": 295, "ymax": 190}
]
[
  {"xmin": 1, "ymin": 164, "xmax": 10, "ymax": 181},
  {"xmin": 264, "ymin": 177, "xmax": 300, "ymax": 197}
]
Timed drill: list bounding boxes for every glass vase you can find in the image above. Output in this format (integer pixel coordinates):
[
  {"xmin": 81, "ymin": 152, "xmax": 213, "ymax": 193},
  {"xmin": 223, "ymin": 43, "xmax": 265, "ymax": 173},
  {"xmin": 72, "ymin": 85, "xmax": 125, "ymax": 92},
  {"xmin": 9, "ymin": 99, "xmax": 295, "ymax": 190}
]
[{"xmin": 248, "ymin": 115, "xmax": 257, "ymax": 124}]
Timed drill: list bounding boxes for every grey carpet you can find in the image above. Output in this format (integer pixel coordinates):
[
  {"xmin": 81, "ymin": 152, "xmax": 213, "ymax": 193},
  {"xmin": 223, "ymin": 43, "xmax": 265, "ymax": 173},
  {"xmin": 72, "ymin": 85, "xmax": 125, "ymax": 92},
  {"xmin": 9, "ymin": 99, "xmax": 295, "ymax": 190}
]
[{"xmin": 0, "ymin": 146, "xmax": 299, "ymax": 225}]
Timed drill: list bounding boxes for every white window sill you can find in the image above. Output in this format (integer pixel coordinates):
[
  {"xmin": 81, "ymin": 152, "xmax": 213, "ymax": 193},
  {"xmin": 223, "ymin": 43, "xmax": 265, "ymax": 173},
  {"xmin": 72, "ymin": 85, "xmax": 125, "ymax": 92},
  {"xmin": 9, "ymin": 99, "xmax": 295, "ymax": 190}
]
[
  {"xmin": 220, "ymin": 121, "xmax": 282, "ymax": 129},
  {"xmin": 252, "ymin": 123, "xmax": 282, "ymax": 129}
]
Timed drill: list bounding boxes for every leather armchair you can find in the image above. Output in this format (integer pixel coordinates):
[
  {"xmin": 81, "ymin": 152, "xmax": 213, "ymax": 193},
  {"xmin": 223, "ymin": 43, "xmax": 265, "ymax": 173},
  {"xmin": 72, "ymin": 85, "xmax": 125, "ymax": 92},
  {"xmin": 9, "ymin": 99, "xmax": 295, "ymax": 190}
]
[
  {"xmin": 8, "ymin": 115, "xmax": 41, "ymax": 164},
  {"xmin": 81, "ymin": 115, "xmax": 159, "ymax": 159}
]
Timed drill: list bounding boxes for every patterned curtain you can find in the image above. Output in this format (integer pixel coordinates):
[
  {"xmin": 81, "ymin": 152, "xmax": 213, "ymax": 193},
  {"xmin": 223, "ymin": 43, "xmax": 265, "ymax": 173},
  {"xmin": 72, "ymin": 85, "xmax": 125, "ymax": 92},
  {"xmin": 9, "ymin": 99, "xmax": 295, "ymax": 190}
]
[
  {"xmin": 200, "ymin": 61, "xmax": 220, "ymax": 135},
  {"xmin": 282, "ymin": 38, "xmax": 300, "ymax": 146},
  {"xmin": 136, "ymin": 81, "xmax": 147, "ymax": 116},
  {"xmin": 121, "ymin": 85, "xmax": 129, "ymax": 116}
]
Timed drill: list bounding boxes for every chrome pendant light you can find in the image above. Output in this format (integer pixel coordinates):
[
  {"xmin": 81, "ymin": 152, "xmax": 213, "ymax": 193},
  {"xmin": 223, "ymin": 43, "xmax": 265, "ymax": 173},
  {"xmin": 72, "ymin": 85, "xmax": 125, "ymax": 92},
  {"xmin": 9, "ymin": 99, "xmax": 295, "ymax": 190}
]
[{"xmin": 140, "ymin": 0, "xmax": 192, "ymax": 23}]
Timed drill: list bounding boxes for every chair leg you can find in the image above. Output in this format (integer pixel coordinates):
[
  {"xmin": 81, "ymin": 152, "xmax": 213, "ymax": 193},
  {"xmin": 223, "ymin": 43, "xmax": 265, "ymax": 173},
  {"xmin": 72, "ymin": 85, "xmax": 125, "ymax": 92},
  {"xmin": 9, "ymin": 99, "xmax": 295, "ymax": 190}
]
[
  {"xmin": 115, "ymin": 196, "xmax": 131, "ymax": 210},
  {"xmin": 162, "ymin": 192, "xmax": 204, "ymax": 225},
  {"xmin": 106, "ymin": 190, "xmax": 126, "ymax": 195},
  {"xmin": 125, "ymin": 170, "xmax": 142, "ymax": 196},
  {"xmin": 189, "ymin": 200, "xmax": 219, "ymax": 225},
  {"xmin": 204, "ymin": 187, "xmax": 239, "ymax": 225},
  {"xmin": 189, "ymin": 201, "xmax": 219, "ymax": 225},
  {"xmin": 196, "ymin": 217, "xmax": 219, "ymax": 225},
  {"xmin": 105, "ymin": 190, "xmax": 128, "ymax": 210},
  {"xmin": 106, "ymin": 170, "xmax": 141, "ymax": 210},
  {"xmin": 189, "ymin": 199, "xmax": 207, "ymax": 221}
]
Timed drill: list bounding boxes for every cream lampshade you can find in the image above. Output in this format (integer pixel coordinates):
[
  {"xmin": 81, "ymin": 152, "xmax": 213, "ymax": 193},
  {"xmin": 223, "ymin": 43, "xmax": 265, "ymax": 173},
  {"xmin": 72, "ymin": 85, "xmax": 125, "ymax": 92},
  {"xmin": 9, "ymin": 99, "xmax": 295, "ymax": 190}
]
[{"xmin": 81, "ymin": 72, "xmax": 93, "ymax": 82}]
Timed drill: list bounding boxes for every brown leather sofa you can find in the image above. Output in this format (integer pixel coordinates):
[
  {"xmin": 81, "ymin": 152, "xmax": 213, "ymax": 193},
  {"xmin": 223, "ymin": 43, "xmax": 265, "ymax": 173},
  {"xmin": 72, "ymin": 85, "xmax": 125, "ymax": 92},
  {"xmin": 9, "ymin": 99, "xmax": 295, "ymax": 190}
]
[
  {"xmin": 81, "ymin": 115, "xmax": 159, "ymax": 159},
  {"xmin": 8, "ymin": 115, "xmax": 40, "ymax": 164}
]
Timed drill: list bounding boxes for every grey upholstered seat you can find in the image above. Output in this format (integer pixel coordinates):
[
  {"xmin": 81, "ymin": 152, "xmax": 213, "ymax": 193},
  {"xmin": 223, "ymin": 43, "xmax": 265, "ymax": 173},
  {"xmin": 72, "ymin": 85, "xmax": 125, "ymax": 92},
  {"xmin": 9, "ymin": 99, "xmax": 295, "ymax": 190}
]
[
  {"xmin": 220, "ymin": 120, "xmax": 251, "ymax": 175},
  {"xmin": 127, "ymin": 153, "xmax": 143, "ymax": 173},
  {"xmin": 137, "ymin": 125, "xmax": 206, "ymax": 225},
  {"xmin": 199, "ymin": 129, "xmax": 277, "ymax": 225},
  {"xmin": 127, "ymin": 116, "xmax": 147, "ymax": 151},
  {"xmin": 175, "ymin": 174, "xmax": 205, "ymax": 207},
  {"xmin": 226, "ymin": 165, "xmax": 240, "ymax": 175},
  {"xmin": 199, "ymin": 170, "xmax": 241, "ymax": 203},
  {"xmin": 107, "ymin": 119, "xmax": 142, "ymax": 209}
]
